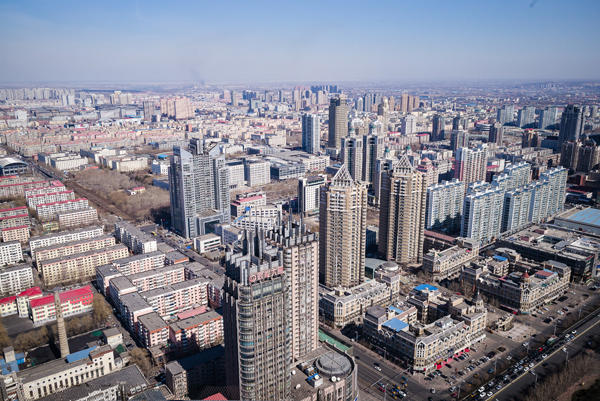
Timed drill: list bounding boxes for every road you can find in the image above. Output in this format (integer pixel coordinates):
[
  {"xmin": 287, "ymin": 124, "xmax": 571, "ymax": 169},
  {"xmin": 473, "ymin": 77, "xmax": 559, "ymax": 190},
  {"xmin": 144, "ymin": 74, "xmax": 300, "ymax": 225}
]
[{"xmin": 483, "ymin": 311, "xmax": 600, "ymax": 401}]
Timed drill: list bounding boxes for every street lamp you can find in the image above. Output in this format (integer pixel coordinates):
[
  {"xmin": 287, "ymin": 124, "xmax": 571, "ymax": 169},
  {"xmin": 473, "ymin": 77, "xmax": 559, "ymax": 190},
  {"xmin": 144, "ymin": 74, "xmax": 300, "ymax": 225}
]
[
  {"xmin": 563, "ymin": 347, "xmax": 569, "ymax": 366},
  {"xmin": 531, "ymin": 370, "xmax": 537, "ymax": 386}
]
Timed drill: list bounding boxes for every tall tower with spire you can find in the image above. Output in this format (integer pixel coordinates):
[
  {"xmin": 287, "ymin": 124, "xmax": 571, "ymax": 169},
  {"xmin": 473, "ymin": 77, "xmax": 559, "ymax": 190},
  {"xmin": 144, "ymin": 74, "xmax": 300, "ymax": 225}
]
[
  {"xmin": 319, "ymin": 165, "xmax": 367, "ymax": 288},
  {"xmin": 54, "ymin": 291, "xmax": 70, "ymax": 358}
]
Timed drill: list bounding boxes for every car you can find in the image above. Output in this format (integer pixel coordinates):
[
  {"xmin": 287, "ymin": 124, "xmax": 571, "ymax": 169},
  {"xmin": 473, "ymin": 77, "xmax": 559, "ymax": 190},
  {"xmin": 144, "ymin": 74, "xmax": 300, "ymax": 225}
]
[
  {"xmin": 478, "ymin": 387, "xmax": 485, "ymax": 393},
  {"xmin": 496, "ymin": 384, "xmax": 502, "ymax": 390},
  {"xmin": 506, "ymin": 355, "xmax": 512, "ymax": 361},
  {"xmin": 451, "ymin": 392, "xmax": 458, "ymax": 398},
  {"xmin": 447, "ymin": 364, "xmax": 452, "ymax": 369},
  {"xmin": 524, "ymin": 367, "xmax": 530, "ymax": 372},
  {"xmin": 430, "ymin": 388, "xmax": 436, "ymax": 394},
  {"xmin": 374, "ymin": 366, "xmax": 382, "ymax": 372},
  {"xmin": 572, "ymin": 330, "xmax": 577, "ymax": 334},
  {"xmin": 487, "ymin": 392, "xmax": 493, "ymax": 397},
  {"xmin": 542, "ymin": 353, "xmax": 548, "ymax": 359},
  {"xmin": 529, "ymin": 362, "xmax": 534, "ymax": 368}
]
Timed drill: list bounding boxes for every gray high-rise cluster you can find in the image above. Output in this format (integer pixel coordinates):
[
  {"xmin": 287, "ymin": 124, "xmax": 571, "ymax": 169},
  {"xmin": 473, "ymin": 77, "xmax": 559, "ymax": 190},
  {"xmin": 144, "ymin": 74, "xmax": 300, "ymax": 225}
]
[
  {"xmin": 327, "ymin": 96, "xmax": 348, "ymax": 150},
  {"xmin": 169, "ymin": 138, "xmax": 230, "ymax": 238}
]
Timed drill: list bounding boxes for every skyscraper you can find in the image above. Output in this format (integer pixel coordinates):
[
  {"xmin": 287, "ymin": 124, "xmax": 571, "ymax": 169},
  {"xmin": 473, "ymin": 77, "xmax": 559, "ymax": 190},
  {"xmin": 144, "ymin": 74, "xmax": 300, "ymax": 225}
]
[
  {"xmin": 517, "ymin": 106, "xmax": 536, "ymax": 128},
  {"xmin": 265, "ymin": 219, "xmax": 319, "ymax": 362},
  {"xmin": 143, "ymin": 101, "xmax": 154, "ymax": 122},
  {"xmin": 502, "ymin": 188, "xmax": 532, "ymax": 233},
  {"xmin": 169, "ymin": 139, "xmax": 230, "ymax": 238},
  {"xmin": 488, "ymin": 123, "xmax": 504, "ymax": 145},
  {"xmin": 223, "ymin": 231, "xmax": 291, "ymax": 401},
  {"xmin": 452, "ymin": 115, "xmax": 466, "ymax": 131},
  {"xmin": 454, "ymin": 145, "xmax": 488, "ymax": 184},
  {"xmin": 302, "ymin": 113, "xmax": 320, "ymax": 154},
  {"xmin": 362, "ymin": 134, "xmax": 384, "ymax": 184},
  {"xmin": 540, "ymin": 167, "xmax": 567, "ymax": 216},
  {"xmin": 450, "ymin": 130, "xmax": 469, "ymax": 151},
  {"xmin": 431, "ymin": 114, "xmax": 445, "ymax": 141},
  {"xmin": 559, "ymin": 104, "xmax": 585, "ymax": 144},
  {"xmin": 341, "ymin": 135, "xmax": 363, "ymax": 181},
  {"xmin": 328, "ymin": 96, "xmax": 348, "ymax": 150},
  {"xmin": 538, "ymin": 106, "xmax": 559, "ymax": 129},
  {"xmin": 378, "ymin": 155, "xmax": 427, "ymax": 265},
  {"xmin": 319, "ymin": 165, "xmax": 367, "ymax": 288}
]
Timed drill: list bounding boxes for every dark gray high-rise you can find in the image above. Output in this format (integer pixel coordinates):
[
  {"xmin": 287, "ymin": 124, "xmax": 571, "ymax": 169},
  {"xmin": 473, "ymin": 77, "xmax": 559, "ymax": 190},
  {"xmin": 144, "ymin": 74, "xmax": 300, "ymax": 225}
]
[
  {"xmin": 559, "ymin": 104, "xmax": 585, "ymax": 144},
  {"xmin": 302, "ymin": 113, "xmax": 320, "ymax": 154},
  {"xmin": 328, "ymin": 96, "xmax": 348, "ymax": 150},
  {"xmin": 169, "ymin": 138, "xmax": 230, "ymax": 238},
  {"xmin": 223, "ymin": 230, "xmax": 291, "ymax": 401},
  {"xmin": 432, "ymin": 114, "xmax": 445, "ymax": 141}
]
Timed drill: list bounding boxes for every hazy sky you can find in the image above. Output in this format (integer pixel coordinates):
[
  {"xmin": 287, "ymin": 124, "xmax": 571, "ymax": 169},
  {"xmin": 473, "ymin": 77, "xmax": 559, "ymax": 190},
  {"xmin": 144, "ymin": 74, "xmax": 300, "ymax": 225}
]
[{"xmin": 1, "ymin": 0, "xmax": 599, "ymax": 84}]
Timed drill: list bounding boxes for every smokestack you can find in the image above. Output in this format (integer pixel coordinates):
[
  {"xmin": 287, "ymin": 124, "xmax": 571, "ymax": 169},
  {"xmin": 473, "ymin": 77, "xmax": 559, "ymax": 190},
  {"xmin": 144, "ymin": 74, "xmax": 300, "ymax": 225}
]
[{"xmin": 54, "ymin": 291, "xmax": 70, "ymax": 358}]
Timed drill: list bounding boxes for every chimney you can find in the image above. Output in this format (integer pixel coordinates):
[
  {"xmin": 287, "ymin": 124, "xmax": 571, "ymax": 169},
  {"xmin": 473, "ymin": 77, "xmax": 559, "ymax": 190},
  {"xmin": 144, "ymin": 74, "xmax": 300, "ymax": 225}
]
[{"xmin": 54, "ymin": 291, "xmax": 70, "ymax": 358}]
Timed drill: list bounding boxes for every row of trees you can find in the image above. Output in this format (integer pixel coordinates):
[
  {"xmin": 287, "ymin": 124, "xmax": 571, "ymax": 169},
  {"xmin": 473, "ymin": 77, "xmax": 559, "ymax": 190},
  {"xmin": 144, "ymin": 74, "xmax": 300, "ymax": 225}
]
[{"xmin": 0, "ymin": 296, "xmax": 113, "ymax": 352}]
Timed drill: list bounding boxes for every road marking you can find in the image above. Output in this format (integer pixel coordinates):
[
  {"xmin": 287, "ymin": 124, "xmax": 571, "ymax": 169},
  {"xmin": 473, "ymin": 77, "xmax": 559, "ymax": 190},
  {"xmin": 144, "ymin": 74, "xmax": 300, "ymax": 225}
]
[{"xmin": 483, "ymin": 314, "xmax": 600, "ymax": 401}]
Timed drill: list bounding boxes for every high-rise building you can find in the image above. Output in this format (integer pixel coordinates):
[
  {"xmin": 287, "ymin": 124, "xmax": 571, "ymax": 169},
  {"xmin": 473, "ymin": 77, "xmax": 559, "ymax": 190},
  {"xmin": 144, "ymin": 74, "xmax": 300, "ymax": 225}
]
[
  {"xmin": 265, "ymin": 219, "xmax": 319, "ymax": 362},
  {"xmin": 425, "ymin": 179, "xmax": 466, "ymax": 232},
  {"xmin": 328, "ymin": 96, "xmax": 348, "ymax": 150},
  {"xmin": 378, "ymin": 156, "xmax": 427, "ymax": 265},
  {"xmin": 298, "ymin": 175, "xmax": 326, "ymax": 216},
  {"xmin": 169, "ymin": 139, "xmax": 230, "ymax": 239},
  {"xmin": 461, "ymin": 185, "xmax": 504, "ymax": 244},
  {"xmin": 450, "ymin": 130, "xmax": 469, "ymax": 151},
  {"xmin": 431, "ymin": 114, "xmax": 445, "ymax": 141},
  {"xmin": 576, "ymin": 140, "xmax": 600, "ymax": 172},
  {"xmin": 492, "ymin": 162, "xmax": 532, "ymax": 192},
  {"xmin": 416, "ymin": 158, "xmax": 439, "ymax": 188},
  {"xmin": 496, "ymin": 105, "xmax": 515, "ymax": 125},
  {"xmin": 540, "ymin": 167, "xmax": 567, "ymax": 216},
  {"xmin": 488, "ymin": 123, "xmax": 504, "ymax": 145},
  {"xmin": 559, "ymin": 104, "xmax": 585, "ymax": 144},
  {"xmin": 362, "ymin": 134, "xmax": 384, "ymax": 184},
  {"xmin": 399, "ymin": 93, "xmax": 410, "ymax": 113},
  {"xmin": 560, "ymin": 141, "xmax": 580, "ymax": 170},
  {"xmin": 319, "ymin": 165, "xmax": 367, "ymax": 288},
  {"xmin": 502, "ymin": 188, "xmax": 532, "ymax": 233},
  {"xmin": 223, "ymin": 231, "xmax": 290, "ymax": 401},
  {"xmin": 454, "ymin": 145, "xmax": 488, "ymax": 184},
  {"xmin": 517, "ymin": 106, "xmax": 536, "ymax": 128},
  {"xmin": 143, "ymin": 101, "xmax": 154, "ymax": 122},
  {"xmin": 528, "ymin": 180, "xmax": 550, "ymax": 223},
  {"xmin": 302, "ymin": 113, "xmax": 320, "ymax": 154},
  {"xmin": 539, "ymin": 106, "xmax": 560, "ymax": 130},
  {"xmin": 452, "ymin": 115, "xmax": 466, "ymax": 131},
  {"xmin": 341, "ymin": 136, "xmax": 363, "ymax": 181},
  {"xmin": 373, "ymin": 158, "xmax": 395, "ymax": 206},
  {"xmin": 401, "ymin": 114, "xmax": 417, "ymax": 135}
]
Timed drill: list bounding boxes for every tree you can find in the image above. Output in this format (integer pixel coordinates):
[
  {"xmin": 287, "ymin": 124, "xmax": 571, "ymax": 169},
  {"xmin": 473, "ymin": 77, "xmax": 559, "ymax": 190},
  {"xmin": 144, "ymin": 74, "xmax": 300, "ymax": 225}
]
[
  {"xmin": 92, "ymin": 296, "xmax": 112, "ymax": 326},
  {"xmin": 0, "ymin": 320, "xmax": 11, "ymax": 348},
  {"xmin": 129, "ymin": 347, "xmax": 153, "ymax": 376}
]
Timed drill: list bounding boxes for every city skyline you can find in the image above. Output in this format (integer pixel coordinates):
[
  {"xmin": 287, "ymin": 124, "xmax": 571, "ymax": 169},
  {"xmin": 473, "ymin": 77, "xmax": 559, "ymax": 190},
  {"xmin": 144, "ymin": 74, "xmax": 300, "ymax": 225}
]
[{"xmin": 1, "ymin": 0, "xmax": 600, "ymax": 84}]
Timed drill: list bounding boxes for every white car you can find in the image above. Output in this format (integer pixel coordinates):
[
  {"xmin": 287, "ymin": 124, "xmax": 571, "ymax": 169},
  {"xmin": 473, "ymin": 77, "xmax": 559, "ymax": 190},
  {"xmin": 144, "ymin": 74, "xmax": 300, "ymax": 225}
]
[
  {"xmin": 542, "ymin": 354, "xmax": 548, "ymax": 359},
  {"xmin": 374, "ymin": 366, "xmax": 382, "ymax": 372}
]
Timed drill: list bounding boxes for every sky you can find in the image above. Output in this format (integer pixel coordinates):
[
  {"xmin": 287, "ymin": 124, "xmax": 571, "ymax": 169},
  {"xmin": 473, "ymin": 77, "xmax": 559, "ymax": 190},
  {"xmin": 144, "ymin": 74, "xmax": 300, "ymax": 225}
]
[{"xmin": 1, "ymin": 0, "xmax": 599, "ymax": 84}]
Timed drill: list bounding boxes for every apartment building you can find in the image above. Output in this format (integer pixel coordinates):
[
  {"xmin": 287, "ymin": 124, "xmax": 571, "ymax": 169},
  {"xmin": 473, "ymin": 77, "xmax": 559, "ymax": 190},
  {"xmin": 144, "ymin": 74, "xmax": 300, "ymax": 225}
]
[
  {"xmin": 0, "ymin": 214, "xmax": 30, "ymax": 231},
  {"xmin": 0, "ymin": 206, "xmax": 28, "ymax": 219},
  {"xmin": 36, "ymin": 198, "xmax": 88, "ymax": 221},
  {"xmin": 184, "ymin": 264, "xmax": 224, "ymax": 309},
  {"xmin": 140, "ymin": 278, "xmax": 208, "ymax": 317},
  {"xmin": 0, "ymin": 286, "xmax": 43, "ymax": 318},
  {"xmin": 39, "ymin": 244, "xmax": 128, "ymax": 286},
  {"xmin": 96, "ymin": 251, "xmax": 166, "ymax": 294},
  {"xmin": 29, "ymin": 226, "xmax": 104, "ymax": 258},
  {"xmin": 57, "ymin": 207, "xmax": 98, "ymax": 229},
  {"xmin": 34, "ymin": 234, "xmax": 116, "ymax": 265},
  {"xmin": 1, "ymin": 226, "xmax": 29, "ymax": 244},
  {"xmin": 137, "ymin": 312, "xmax": 169, "ymax": 348},
  {"xmin": 128, "ymin": 264, "xmax": 185, "ymax": 292},
  {"xmin": 114, "ymin": 221, "xmax": 157, "ymax": 254},
  {"xmin": 0, "ymin": 265, "xmax": 33, "ymax": 297},
  {"xmin": 193, "ymin": 234, "xmax": 221, "ymax": 253},
  {"xmin": 22, "ymin": 182, "xmax": 65, "ymax": 198},
  {"xmin": 425, "ymin": 179, "xmax": 465, "ymax": 232},
  {"xmin": 243, "ymin": 158, "xmax": 271, "ymax": 187},
  {"xmin": 29, "ymin": 285, "xmax": 93, "ymax": 325},
  {"xmin": 168, "ymin": 310, "xmax": 224, "ymax": 353},
  {"xmin": 0, "ymin": 242, "xmax": 23, "ymax": 267},
  {"xmin": 26, "ymin": 190, "xmax": 75, "ymax": 209},
  {"xmin": 0, "ymin": 179, "xmax": 60, "ymax": 198}
]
